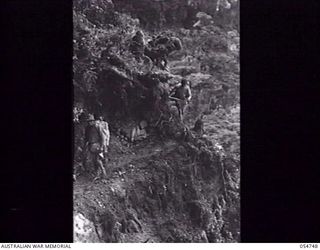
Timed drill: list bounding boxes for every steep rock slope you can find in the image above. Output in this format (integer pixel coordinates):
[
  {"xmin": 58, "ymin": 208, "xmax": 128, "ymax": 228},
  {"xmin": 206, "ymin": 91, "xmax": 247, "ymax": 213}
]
[{"xmin": 73, "ymin": 0, "xmax": 239, "ymax": 243}]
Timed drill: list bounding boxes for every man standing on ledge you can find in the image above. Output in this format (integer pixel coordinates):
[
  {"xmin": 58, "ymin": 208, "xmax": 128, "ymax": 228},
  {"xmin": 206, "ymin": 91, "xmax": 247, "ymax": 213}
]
[
  {"xmin": 170, "ymin": 79, "xmax": 192, "ymax": 121},
  {"xmin": 84, "ymin": 114, "xmax": 110, "ymax": 181}
]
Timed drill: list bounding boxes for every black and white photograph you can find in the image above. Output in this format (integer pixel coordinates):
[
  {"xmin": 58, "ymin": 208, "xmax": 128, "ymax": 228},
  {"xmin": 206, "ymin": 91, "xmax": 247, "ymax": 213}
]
[
  {"xmin": 73, "ymin": 0, "xmax": 239, "ymax": 243},
  {"xmin": 2, "ymin": 0, "xmax": 320, "ymax": 245}
]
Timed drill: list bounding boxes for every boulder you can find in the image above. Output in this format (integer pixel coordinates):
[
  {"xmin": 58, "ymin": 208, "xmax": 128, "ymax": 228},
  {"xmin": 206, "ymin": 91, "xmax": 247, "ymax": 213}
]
[
  {"xmin": 170, "ymin": 66, "xmax": 198, "ymax": 76},
  {"xmin": 74, "ymin": 213, "xmax": 100, "ymax": 242},
  {"xmin": 185, "ymin": 72, "xmax": 213, "ymax": 88},
  {"xmin": 194, "ymin": 12, "xmax": 214, "ymax": 28}
]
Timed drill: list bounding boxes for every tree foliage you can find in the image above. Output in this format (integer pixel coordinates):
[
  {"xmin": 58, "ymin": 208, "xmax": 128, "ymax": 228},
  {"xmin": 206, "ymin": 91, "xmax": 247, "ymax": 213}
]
[{"xmin": 112, "ymin": 0, "xmax": 239, "ymax": 30}]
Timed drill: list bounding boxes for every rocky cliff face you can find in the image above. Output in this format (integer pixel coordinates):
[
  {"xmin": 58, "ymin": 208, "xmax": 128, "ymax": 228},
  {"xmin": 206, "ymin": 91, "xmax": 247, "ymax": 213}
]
[{"xmin": 73, "ymin": 0, "xmax": 239, "ymax": 243}]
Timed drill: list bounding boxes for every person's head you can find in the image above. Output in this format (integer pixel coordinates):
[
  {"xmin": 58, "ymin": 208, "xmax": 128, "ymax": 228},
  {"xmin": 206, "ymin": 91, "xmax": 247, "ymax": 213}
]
[
  {"xmin": 136, "ymin": 30, "xmax": 144, "ymax": 37},
  {"xmin": 181, "ymin": 79, "xmax": 188, "ymax": 86},
  {"xmin": 140, "ymin": 120, "xmax": 148, "ymax": 129},
  {"xmin": 153, "ymin": 77, "xmax": 161, "ymax": 86},
  {"xmin": 86, "ymin": 114, "xmax": 95, "ymax": 122},
  {"xmin": 94, "ymin": 113, "xmax": 104, "ymax": 121},
  {"xmin": 78, "ymin": 112, "xmax": 87, "ymax": 122}
]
